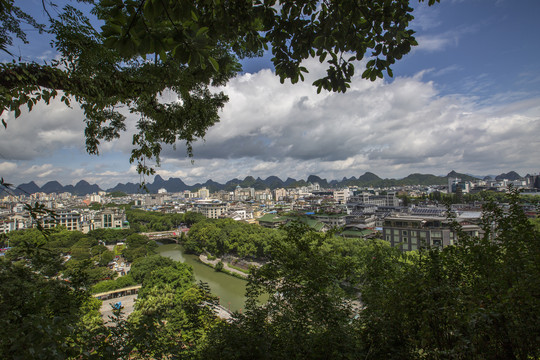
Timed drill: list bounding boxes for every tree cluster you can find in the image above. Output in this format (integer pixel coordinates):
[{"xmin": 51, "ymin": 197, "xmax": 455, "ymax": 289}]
[
  {"xmin": 126, "ymin": 209, "xmax": 205, "ymax": 232},
  {"xmin": 3, "ymin": 226, "xmax": 158, "ymax": 288},
  {"xmin": 184, "ymin": 218, "xmax": 285, "ymax": 258}
]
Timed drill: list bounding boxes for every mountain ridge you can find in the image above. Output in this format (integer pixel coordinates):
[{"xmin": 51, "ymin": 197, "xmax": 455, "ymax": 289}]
[{"xmin": 2, "ymin": 171, "xmax": 527, "ymax": 196}]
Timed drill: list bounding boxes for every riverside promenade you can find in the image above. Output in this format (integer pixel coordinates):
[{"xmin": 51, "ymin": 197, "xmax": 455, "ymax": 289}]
[{"xmin": 198, "ymin": 254, "xmax": 251, "ymax": 278}]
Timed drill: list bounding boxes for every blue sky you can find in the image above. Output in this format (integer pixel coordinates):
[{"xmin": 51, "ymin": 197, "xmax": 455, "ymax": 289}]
[{"xmin": 1, "ymin": 0, "xmax": 540, "ymax": 189}]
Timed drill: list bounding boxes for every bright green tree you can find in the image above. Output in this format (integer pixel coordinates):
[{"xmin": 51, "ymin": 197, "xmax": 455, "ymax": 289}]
[
  {"xmin": 0, "ymin": 232, "xmax": 107, "ymax": 358},
  {"xmin": 202, "ymin": 223, "xmax": 369, "ymax": 359},
  {"xmin": 356, "ymin": 191, "xmax": 540, "ymax": 359}
]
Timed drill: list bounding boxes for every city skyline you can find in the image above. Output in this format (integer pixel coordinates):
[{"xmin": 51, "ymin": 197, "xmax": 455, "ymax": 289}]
[{"xmin": 1, "ymin": 0, "xmax": 539, "ymax": 188}]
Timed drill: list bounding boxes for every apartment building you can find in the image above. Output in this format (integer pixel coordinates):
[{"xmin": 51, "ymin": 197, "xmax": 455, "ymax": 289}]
[
  {"xmin": 333, "ymin": 188, "xmax": 350, "ymax": 204},
  {"xmin": 195, "ymin": 201, "xmax": 228, "ymax": 219},
  {"xmin": 56, "ymin": 209, "xmax": 83, "ymax": 231},
  {"xmin": 254, "ymin": 189, "xmax": 273, "ymax": 202},
  {"xmin": 349, "ymin": 192, "xmax": 400, "ymax": 207},
  {"xmin": 273, "ymin": 188, "xmax": 288, "ymax": 201},
  {"xmin": 313, "ymin": 214, "xmax": 348, "ymax": 227},
  {"xmin": 382, "ymin": 215, "xmax": 482, "ymax": 252},
  {"xmin": 90, "ymin": 209, "xmax": 128, "ymax": 230},
  {"xmin": 382, "ymin": 216, "xmax": 454, "ymax": 251},
  {"xmin": 234, "ymin": 186, "xmax": 255, "ymax": 201}
]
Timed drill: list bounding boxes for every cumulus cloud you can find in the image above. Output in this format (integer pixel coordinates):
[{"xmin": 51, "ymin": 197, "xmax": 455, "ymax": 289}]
[
  {"xmin": 415, "ymin": 35, "xmax": 456, "ymax": 52},
  {"xmin": 21, "ymin": 164, "xmax": 54, "ymax": 176},
  {"xmin": 0, "ymin": 161, "xmax": 18, "ymax": 174},
  {"xmin": 2, "ymin": 57, "xmax": 539, "ymax": 188},
  {"xmin": 153, "ymin": 59, "xmax": 540, "ymax": 182},
  {"xmin": 0, "ymin": 96, "xmax": 87, "ymax": 160}
]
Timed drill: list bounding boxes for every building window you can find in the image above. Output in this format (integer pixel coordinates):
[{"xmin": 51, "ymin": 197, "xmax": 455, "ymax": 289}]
[{"xmin": 402, "ymin": 230, "xmax": 408, "ymax": 236}]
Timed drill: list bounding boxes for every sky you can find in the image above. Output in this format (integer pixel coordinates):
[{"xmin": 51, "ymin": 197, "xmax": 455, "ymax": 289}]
[{"xmin": 1, "ymin": 0, "xmax": 540, "ymax": 189}]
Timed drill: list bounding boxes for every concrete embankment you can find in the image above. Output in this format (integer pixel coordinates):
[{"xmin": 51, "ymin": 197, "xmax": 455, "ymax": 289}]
[{"xmin": 199, "ymin": 254, "xmax": 261, "ymax": 279}]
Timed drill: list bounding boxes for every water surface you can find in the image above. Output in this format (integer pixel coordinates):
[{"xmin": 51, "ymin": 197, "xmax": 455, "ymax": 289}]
[{"xmin": 157, "ymin": 244, "xmax": 248, "ymax": 312}]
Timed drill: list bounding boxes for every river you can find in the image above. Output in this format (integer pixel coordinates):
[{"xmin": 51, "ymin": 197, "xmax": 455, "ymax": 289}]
[{"xmin": 157, "ymin": 244, "xmax": 248, "ymax": 312}]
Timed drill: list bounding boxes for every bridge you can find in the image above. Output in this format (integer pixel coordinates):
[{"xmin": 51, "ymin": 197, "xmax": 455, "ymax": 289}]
[
  {"xmin": 141, "ymin": 230, "xmax": 183, "ymax": 242},
  {"xmin": 93, "ymin": 284, "xmax": 142, "ymax": 301}
]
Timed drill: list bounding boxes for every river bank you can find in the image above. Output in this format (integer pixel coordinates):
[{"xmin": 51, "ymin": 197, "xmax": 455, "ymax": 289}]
[{"xmin": 198, "ymin": 254, "xmax": 251, "ymax": 279}]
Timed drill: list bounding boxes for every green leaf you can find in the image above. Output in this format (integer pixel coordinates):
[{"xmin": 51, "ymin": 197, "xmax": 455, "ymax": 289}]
[
  {"xmin": 196, "ymin": 27, "xmax": 209, "ymax": 37},
  {"xmin": 208, "ymin": 56, "xmax": 219, "ymax": 72}
]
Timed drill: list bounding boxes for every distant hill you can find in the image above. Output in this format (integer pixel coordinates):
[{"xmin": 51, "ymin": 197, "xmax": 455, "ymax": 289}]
[
  {"xmin": 107, "ymin": 182, "xmax": 144, "ymax": 194},
  {"xmin": 200, "ymin": 179, "xmax": 222, "ymax": 193},
  {"xmin": 358, "ymin": 172, "xmax": 382, "ymax": 183},
  {"xmin": 41, "ymin": 181, "xmax": 65, "ymax": 194},
  {"xmin": 73, "ymin": 180, "xmax": 101, "ymax": 195},
  {"xmin": 446, "ymin": 170, "xmax": 478, "ymax": 182},
  {"xmin": 307, "ymin": 175, "xmax": 329, "ymax": 188},
  {"xmin": 264, "ymin": 176, "xmax": 289, "ymax": 189},
  {"xmin": 13, "ymin": 181, "xmax": 40, "ymax": 196},
  {"xmin": 400, "ymin": 173, "xmax": 448, "ymax": 186},
  {"xmin": 6, "ymin": 170, "xmax": 530, "ymax": 196},
  {"xmin": 495, "ymin": 171, "xmax": 522, "ymax": 181}
]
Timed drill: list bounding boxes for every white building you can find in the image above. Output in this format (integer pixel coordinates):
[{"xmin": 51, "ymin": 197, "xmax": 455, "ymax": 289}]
[
  {"xmin": 195, "ymin": 201, "xmax": 228, "ymax": 219},
  {"xmin": 333, "ymin": 188, "xmax": 351, "ymax": 204},
  {"xmin": 197, "ymin": 187, "xmax": 210, "ymax": 199}
]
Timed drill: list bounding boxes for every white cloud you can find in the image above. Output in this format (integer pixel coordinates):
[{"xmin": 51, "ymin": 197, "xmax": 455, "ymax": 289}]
[
  {"xmin": 21, "ymin": 164, "xmax": 54, "ymax": 175},
  {"xmin": 153, "ymin": 59, "xmax": 540, "ymax": 182},
  {"xmin": 415, "ymin": 34, "xmax": 457, "ymax": 52},
  {"xmin": 0, "ymin": 161, "xmax": 18, "ymax": 174},
  {"xmin": 2, "ymin": 58, "xmax": 539, "ymax": 188},
  {"xmin": 0, "ymin": 95, "xmax": 87, "ymax": 160}
]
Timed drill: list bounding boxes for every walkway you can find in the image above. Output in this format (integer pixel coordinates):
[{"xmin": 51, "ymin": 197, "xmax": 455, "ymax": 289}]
[
  {"xmin": 100, "ymin": 294, "xmax": 138, "ymax": 325},
  {"xmin": 199, "ymin": 254, "xmax": 250, "ymax": 278}
]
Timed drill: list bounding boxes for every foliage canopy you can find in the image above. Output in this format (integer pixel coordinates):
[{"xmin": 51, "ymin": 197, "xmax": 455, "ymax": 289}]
[{"xmin": 1, "ymin": 192, "xmax": 539, "ymax": 358}]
